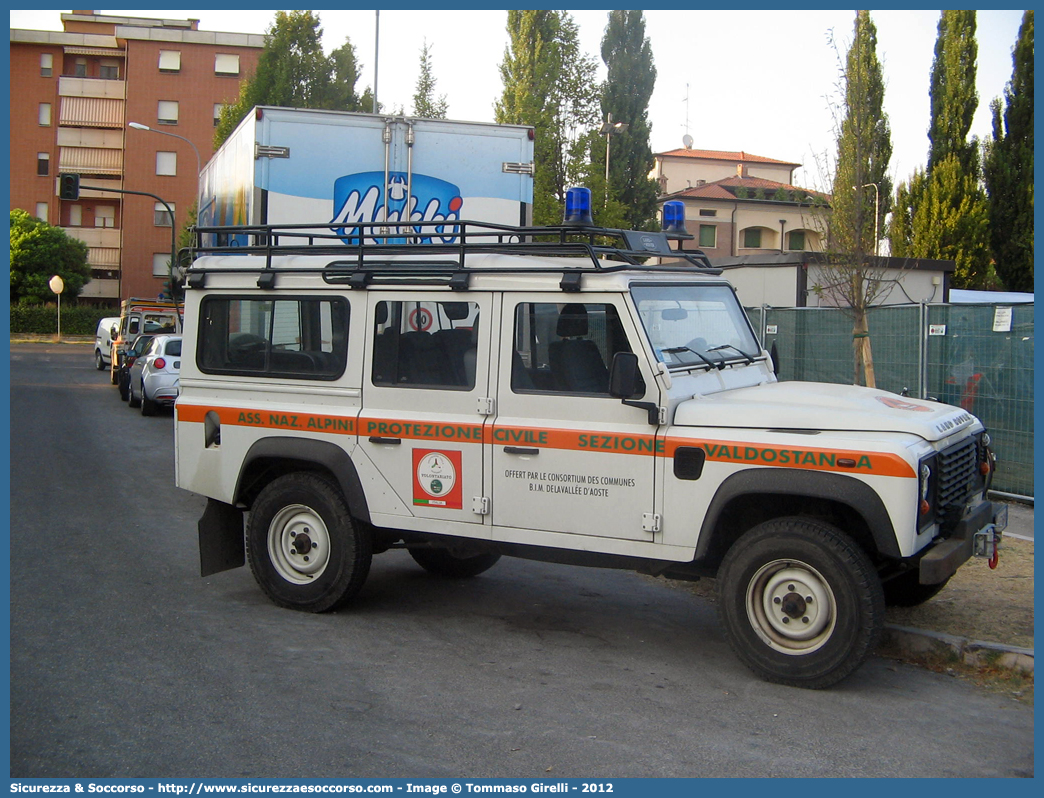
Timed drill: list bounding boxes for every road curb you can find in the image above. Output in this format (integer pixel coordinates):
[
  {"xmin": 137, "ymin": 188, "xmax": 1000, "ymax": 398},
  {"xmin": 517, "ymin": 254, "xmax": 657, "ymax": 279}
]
[{"xmin": 882, "ymin": 623, "xmax": 1034, "ymax": 674}]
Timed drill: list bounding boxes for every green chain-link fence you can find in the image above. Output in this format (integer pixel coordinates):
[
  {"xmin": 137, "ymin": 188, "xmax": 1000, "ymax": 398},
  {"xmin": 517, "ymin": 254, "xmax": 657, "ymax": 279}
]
[{"xmin": 751, "ymin": 303, "xmax": 1034, "ymax": 497}]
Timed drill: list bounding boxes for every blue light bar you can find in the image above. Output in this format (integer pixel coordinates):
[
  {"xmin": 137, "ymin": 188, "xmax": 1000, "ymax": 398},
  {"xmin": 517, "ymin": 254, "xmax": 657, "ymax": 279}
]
[
  {"xmin": 662, "ymin": 200, "xmax": 686, "ymax": 233},
  {"xmin": 564, "ymin": 187, "xmax": 594, "ymax": 226}
]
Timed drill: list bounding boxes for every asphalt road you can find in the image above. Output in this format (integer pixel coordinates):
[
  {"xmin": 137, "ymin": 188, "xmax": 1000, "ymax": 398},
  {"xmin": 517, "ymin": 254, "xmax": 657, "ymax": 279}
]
[{"xmin": 8, "ymin": 343, "xmax": 1034, "ymax": 779}]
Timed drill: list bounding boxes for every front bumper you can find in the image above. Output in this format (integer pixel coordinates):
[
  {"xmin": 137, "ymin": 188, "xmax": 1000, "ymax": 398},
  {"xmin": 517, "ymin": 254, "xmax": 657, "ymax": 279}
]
[{"xmin": 918, "ymin": 499, "xmax": 1008, "ymax": 584}]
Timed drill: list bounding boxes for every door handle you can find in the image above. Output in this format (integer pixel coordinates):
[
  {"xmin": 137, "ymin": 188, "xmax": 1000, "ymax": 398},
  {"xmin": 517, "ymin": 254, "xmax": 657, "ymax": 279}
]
[
  {"xmin": 504, "ymin": 446, "xmax": 539, "ymax": 456},
  {"xmin": 368, "ymin": 436, "xmax": 402, "ymax": 445}
]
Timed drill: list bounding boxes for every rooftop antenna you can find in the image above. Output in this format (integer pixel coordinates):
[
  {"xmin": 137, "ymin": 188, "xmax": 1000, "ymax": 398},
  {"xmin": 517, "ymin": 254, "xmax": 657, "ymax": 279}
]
[{"xmin": 682, "ymin": 83, "xmax": 691, "ymax": 146}]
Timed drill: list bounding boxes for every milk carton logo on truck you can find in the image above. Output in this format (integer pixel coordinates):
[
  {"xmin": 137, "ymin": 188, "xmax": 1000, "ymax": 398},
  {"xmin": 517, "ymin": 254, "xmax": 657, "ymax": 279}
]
[{"xmin": 331, "ymin": 171, "xmax": 464, "ymax": 244}]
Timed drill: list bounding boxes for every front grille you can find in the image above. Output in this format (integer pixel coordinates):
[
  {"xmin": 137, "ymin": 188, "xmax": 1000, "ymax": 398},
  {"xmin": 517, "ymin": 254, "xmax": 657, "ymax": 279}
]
[{"xmin": 936, "ymin": 438, "xmax": 978, "ymax": 522}]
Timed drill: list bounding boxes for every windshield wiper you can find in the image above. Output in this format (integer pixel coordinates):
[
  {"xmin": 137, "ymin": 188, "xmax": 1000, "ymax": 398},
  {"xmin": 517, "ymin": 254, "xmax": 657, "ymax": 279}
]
[
  {"xmin": 661, "ymin": 346, "xmax": 724, "ymax": 370},
  {"xmin": 706, "ymin": 343, "xmax": 756, "ymax": 365}
]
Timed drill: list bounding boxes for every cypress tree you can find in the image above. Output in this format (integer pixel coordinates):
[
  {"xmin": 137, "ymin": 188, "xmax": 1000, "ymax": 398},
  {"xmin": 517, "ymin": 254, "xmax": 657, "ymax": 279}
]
[
  {"xmin": 599, "ymin": 10, "xmax": 660, "ymax": 230},
  {"xmin": 983, "ymin": 10, "xmax": 1034, "ymax": 292}
]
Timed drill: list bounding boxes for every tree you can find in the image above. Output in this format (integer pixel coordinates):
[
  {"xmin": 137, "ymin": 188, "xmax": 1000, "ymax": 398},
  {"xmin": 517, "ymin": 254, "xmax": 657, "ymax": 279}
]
[
  {"xmin": 892, "ymin": 11, "xmax": 990, "ymax": 289},
  {"xmin": 10, "ymin": 209, "xmax": 91, "ymax": 304},
  {"xmin": 815, "ymin": 11, "xmax": 895, "ymax": 387},
  {"xmin": 412, "ymin": 39, "xmax": 449, "ymax": 119},
  {"xmin": 598, "ymin": 10, "xmax": 660, "ymax": 230},
  {"xmin": 983, "ymin": 10, "xmax": 1033, "ymax": 292},
  {"xmin": 495, "ymin": 11, "xmax": 601, "ymax": 226},
  {"xmin": 215, "ymin": 11, "xmax": 373, "ymax": 146}
]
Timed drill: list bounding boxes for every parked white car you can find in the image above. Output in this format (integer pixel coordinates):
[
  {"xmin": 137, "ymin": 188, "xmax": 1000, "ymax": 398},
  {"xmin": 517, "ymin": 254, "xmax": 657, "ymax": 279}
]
[
  {"xmin": 94, "ymin": 317, "xmax": 120, "ymax": 370},
  {"xmin": 128, "ymin": 335, "xmax": 182, "ymax": 416}
]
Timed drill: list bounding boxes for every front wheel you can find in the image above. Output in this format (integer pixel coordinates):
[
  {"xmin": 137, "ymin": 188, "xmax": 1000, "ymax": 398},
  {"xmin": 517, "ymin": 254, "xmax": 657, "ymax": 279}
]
[
  {"xmin": 247, "ymin": 473, "xmax": 372, "ymax": 612},
  {"xmin": 408, "ymin": 547, "xmax": 501, "ymax": 578},
  {"xmin": 95, "ymin": 350, "xmax": 105, "ymax": 371},
  {"xmin": 717, "ymin": 517, "xmax": 884, "ymax": 689},
  {"xmin": 140, "ymin": 383, "xmax": 157, "ymax": 416}
]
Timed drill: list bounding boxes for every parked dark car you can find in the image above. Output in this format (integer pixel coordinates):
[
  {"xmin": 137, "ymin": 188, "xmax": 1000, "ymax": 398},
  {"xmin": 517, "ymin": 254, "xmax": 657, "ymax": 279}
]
[{"xmin": 117, "ymin": 334, "xmax": 156, "ymax": 401}]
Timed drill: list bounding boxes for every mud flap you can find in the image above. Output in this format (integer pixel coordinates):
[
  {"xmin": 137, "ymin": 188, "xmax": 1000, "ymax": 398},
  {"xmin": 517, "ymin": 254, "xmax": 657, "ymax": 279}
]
[{"xmin": 198, "ymin": 498, "xmax": 245, "ymax": 577}]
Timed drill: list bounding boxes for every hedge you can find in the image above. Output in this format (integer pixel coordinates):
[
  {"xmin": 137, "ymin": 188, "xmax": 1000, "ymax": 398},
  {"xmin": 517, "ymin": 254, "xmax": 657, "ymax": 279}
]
[{"xmin": 10, "ymin": 304, "xmax": 121, "ymax": 336}]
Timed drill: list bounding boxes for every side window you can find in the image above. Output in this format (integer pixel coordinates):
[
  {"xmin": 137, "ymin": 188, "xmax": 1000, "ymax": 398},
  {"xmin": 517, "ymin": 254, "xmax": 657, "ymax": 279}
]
[
  {"xmin": 127, "ymin": 316, "xmax": 141, "ymax": 336},
  {"xmin": 198, "ymin": 297, "xmax": 349, "ymax": 380},
  {"xmin": 372, "ymin": 301, "xmax": 479, "ymax": 390},
  {"xmin": 511, "ymin": 302, "xmax": 639, "ymax": 395}
]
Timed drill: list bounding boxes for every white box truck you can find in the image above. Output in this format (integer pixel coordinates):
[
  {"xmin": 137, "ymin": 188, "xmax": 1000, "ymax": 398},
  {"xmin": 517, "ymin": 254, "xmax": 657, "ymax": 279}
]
[{"xmin": 198, "ymin": 106, "xmax": 534, "ymax": 247}]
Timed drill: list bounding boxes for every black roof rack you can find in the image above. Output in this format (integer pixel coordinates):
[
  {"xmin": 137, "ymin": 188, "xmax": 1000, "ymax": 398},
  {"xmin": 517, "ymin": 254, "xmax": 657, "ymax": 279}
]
[{"xmin": 183, "ymin": 218, "xmax": 722, "ymax": 291}]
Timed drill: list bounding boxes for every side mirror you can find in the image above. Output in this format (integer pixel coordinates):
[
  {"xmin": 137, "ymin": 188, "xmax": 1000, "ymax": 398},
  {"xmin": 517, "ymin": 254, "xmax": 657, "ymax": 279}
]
[
  {"xmin": 609, "ymin": 352, "xmax": 640, "ymax": 399},
  {"xmin": 110, "ymin": 325, "xmax": 118, "ymax": 340}
]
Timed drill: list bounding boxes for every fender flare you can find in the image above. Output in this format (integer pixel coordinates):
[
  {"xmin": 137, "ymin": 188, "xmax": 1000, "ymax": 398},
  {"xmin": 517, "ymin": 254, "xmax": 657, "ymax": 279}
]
[
  {"xmin": 236, "ymin": 436, "xmax": 370, "ymax": 524},
  {"xmin": 695, "ymin": 467, "xmax": 900, "ymax": 560}
]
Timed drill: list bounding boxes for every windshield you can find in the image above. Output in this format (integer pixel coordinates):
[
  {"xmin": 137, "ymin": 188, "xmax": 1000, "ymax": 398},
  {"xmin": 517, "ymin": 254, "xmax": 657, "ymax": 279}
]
[{"xmin": 631, "ymin": 284, "xmax": 762, "ymax": 369}]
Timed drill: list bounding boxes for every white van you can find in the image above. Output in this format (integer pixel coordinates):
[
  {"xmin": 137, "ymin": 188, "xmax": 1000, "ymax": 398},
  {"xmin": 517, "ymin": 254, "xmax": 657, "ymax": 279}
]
[{"xmin": 93, "ymin": 317, "xmax": 120, "ymax": 371}]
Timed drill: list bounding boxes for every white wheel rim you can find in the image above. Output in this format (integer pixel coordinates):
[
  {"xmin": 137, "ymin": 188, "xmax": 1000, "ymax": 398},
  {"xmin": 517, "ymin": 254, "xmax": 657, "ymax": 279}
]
[
  {"xmin": 745, "ymin": 559, "xmax": 837, "ymax": 655},
  {"xmin": 267, "ymin": 503, "xmax": 331, "ymax": 584}
]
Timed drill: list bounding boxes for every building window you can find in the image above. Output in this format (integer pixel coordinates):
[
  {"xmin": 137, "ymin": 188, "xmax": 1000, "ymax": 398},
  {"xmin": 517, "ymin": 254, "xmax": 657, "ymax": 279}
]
[
  {"xmin": 68, "ymin": 204, "xmax": 82, "ymax": 226},
  {"xmin": 154, "ymin": 202, "xmax": 175, "ymax": 226},
  {"xmin": 213, "ymin": 103, "xmax": 225, "ymax": 127},
  {"xmin": 74, "ymin": 58, "xmax": 87, "ymax": 78},
  {"xmin": 37, "ymin": 152, "xmax": 50, "ymax": 176},
  {"xmin": 40, "ymin": 54, "xmax": 53, "ymax": 77},
  {"xmin": 156, "ymin": 151, "xmax": 177, "ymax": 176},
  {"xmin": 698, "ymin": 209, "xmax": 717, "ymax": 217},
  {"xmin": 698, "ymin": 224, "xmax": 716, "ymax": 249},
  {"xmin": 158, "ymin": 50, "xmax": 181, "ymax": 72},
  {"xmin": 96, "ymin": 206, "xmax": 115, "ymax": 228},
  {"xmin": 39, "ymin": 103, "xmax": 51, "ymax": 126},
  {"xmin": 99, "ymin": 61, "xmax": 119, "ymax": 80},
  {"xmin": 36, "ymin": 202, "xmax": 48, "ymax": 222},
  {"xmin": 152, "ymin": 253, "xmax": 170, "ymax": 277},
  {"xmin": 742, "ymin": 228, "xmax": 762, "ymax": 248},
  {"xmin": 157, "ymin": 100, "xmax": 179, "ymax": 125},
  {"xmin": 214, "ymin": 54, "xmax": 240, "ymax": 76},
  {"xmin": 787, "ymin": 230, "xmax": 806, "ymax": 251}
]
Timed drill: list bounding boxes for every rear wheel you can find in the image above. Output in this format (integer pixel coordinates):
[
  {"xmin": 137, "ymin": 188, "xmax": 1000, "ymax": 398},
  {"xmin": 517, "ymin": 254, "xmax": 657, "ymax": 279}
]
[
  {"xmin": 717, "ymin": 517, "xmax": 884, "ymax": 689},
  {"xmin": 882, "ymin": 569, "xmax": 950, "ymax": 607},
  {"xmin": 408, "ymin": 547, "xmax": 501, "ymax": 578},
  {"xmin": 247, "ymin": 473, "xmax": 372, "ymax": 612},
  {"xmin": 140, "ymin": 383, "xmax": 156, "ymax": 416}
]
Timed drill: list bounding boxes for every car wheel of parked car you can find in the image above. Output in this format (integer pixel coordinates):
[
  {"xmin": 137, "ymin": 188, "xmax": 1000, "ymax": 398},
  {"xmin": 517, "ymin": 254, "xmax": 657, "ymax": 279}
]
[
  {"xmin": 247, "ymin": 473, "xmax": 373, "ymax": 613},
  {"xmin": 119, "ymin": 375, "xmax": 130, "ymax": 401},
  {"xmin": 141, "ymin": 385, "xmax": 157, "ymax": 416},
  {"xmin": 716, "ymin": 517, "xmax": 884, "ymax": 690},
  {"xmin": 95, "ymin": 350, "xmax": 105, "ymax": 371},
  {"xmin": 408, "ymin": 547, "xmax": 501, "ymax": 578},
  {"xmin": 128, "ymin": 380, "xmax": 141, "ymax": 408}
]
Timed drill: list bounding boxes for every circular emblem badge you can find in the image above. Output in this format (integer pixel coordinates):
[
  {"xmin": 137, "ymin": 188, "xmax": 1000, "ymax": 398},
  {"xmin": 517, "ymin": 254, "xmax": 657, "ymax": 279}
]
[{"xmin": 416, "ymin": 452, "xmax": 457, "ymax": 498}]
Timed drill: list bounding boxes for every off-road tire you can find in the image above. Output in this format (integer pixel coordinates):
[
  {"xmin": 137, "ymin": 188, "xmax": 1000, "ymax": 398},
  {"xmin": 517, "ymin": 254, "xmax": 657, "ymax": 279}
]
[
  {"xmin": 717, "ymin": 517, "xmax": 885, "ymax": 689},
  {"xmin": 408, "ymin": 547, "xmax": 501, "ymax": 578},
  {"xmin": 247, "ymin": 473, "xmax": 372, "ymax": 613},
  {"xmin": 882, "ymin": 569, "xmax": 951, "ymax": 607}
]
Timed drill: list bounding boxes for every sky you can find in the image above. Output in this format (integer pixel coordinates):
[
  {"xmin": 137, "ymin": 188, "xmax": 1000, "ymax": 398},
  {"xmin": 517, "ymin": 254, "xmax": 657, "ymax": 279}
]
[{"xmin": 9, "ymin": 8, "xmax": 1027, "ymax": 191}]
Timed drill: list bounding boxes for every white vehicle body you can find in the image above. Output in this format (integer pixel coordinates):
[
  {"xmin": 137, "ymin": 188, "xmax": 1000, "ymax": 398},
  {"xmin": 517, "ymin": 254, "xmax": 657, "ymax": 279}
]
[
  {"xmin": 173, "ymin": 216, "xmax": 1004, "ymax": 689},
  {"xmin": 94, "ymin": 316, "xmax": 119, "ymax": 370},
  {"xmin": 129, "ymin": 334, "xmax": 182, "ymax": 415}
]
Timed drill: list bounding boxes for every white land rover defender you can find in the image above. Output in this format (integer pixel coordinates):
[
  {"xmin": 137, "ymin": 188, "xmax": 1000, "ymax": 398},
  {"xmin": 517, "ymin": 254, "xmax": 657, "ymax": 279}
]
[{"xmin": 175, "ymin": 195, "xmax": 1005, "ymax": 688}]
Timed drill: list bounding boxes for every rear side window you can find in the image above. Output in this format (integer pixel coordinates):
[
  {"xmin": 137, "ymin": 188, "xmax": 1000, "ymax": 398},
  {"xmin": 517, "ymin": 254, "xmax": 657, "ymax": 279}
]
[
  {"xmin": 164, "ymin": 339, "xmax": 182, "ymax": 357},
  {"xmin": 198, "ymin": 297, "xmax": 349, "ymax": 380}
]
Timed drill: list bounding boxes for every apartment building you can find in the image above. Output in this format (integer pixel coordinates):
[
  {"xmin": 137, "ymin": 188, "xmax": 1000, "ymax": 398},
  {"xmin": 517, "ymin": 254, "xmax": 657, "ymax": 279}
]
[
  {"xmin": 10, "ymin": 11, "xmax": 263, "ymax": 302},
  {"xmin": 653, "ymin": 146, "xmax": 827, "ymax": 259}
]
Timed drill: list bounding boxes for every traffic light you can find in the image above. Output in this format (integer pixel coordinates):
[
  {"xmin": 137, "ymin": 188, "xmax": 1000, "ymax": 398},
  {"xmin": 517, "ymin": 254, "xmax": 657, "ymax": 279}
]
[{"xmin": 59, "ymin": 173, "xmax": 80, "ymax": 200}]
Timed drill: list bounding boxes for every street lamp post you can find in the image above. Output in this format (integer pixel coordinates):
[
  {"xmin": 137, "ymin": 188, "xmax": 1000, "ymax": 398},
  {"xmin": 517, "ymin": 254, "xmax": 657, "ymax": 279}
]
[
  {"xmin": 128, "ymin": 122, "xmax": 204, "ymax": 301},
  {"xmin": 856, "ymin": 182, "xmax": 880, "ymax": 257},
  {"xmin": 599, "ymin": 113, "xmax": 628, "ymax": 208}
]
